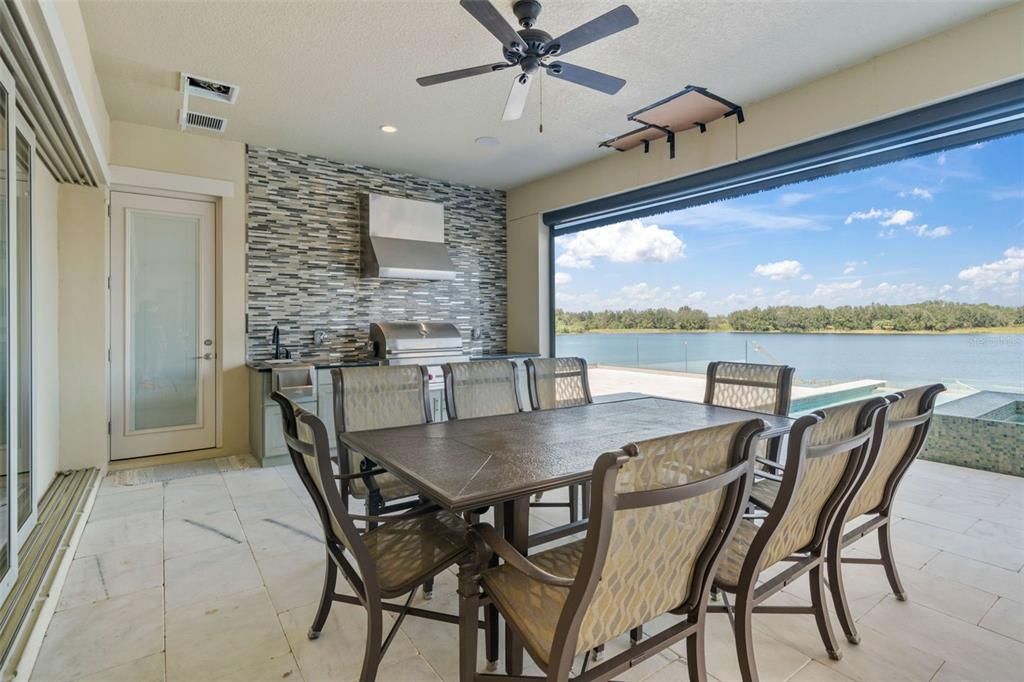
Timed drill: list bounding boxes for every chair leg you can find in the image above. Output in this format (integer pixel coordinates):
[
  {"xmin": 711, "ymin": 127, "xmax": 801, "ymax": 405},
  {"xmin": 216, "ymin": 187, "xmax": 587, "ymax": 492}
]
[
  {"xmin": 423, "ymin": 576, "xmax": 434, "ymax": 600},
  {"xmin": 485, "ymin": 603, "xmax": 499, "ymax": 671},
  {"xmin": 568, "ymin": 485, "xmax": 580, "ymax": 523},
  {"xmin": 685, "ymin": 613, "xmax": 708, "ymax": 682},
  {"xmin": 457, "ymin": 553, "xmax": 481, "ymax": 681},
  {"xmin": 733, "ymin": 587, "xmax": 758, "ymax": 682},
  {"xmin": 360, "ymin": 599, "xmax": 384, "ymax": 682},
  {"xmin": 308, "ymin": 556, "xmax": 337, "ymax": 639},
  {"xmin": 809, "ymin": 564, "xmax": 842, "ymax": 661},
  {"xmin": 367, "ymin": 490, "xmax": 384, "ymax": 531},
  {"xmin": 878, "ymin": 521, "xmax": 907, "ymax": 601},
  {"xmin": 581, "ymin": 482, "xmax": 591, "ymax": 520},
  {"xmin": 630, "ymin": 625, "xmax": 643, "ymax": 644},
  {"xmin": 827, "ymin": 529, "xmax": 860, "ymax": 644}
]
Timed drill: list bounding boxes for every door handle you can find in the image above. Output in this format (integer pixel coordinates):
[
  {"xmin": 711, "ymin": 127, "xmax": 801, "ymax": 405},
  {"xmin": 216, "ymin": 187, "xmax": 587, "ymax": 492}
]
[{"xmin": 193, "ymin": 353, "xmax": 216, "ymax": 360}]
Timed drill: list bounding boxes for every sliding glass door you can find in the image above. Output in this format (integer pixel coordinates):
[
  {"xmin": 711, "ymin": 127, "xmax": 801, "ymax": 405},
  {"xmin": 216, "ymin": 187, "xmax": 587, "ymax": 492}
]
[
  {"xmin": 15, "ymin": 122, "xmax": 34, "ymax": 541},
  {"xmin": 0, "ymin": 55, "xmax": 15, "ymax": 603}
]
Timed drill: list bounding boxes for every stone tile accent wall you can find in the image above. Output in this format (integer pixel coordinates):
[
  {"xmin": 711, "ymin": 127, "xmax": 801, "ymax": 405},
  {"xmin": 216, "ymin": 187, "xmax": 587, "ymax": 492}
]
[
  {"xmin": 920, "ymin": 391, "xmax": 1024, "ymax": 477},
  {"xmin": 247, "ymin": 146, "xmax": 507, "ymax": 360}
]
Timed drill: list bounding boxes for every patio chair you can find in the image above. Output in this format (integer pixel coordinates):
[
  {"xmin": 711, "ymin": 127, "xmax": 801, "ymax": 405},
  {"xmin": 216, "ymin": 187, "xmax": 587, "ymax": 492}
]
[
  {"xmin": 456, "ymin": 418, "xmax": 766, "ymax": 682},
  {"xmin": 704, "ymin": 361, "xmax": 795, "ymax": 463},
  {"xmin": 712, "ymin": 397, "xmax": 888, "ymax": 682},
  {"xmin": 826, "ymin": 384, "xmax": 945, "ymax": 645},
  {"xmin": 271, "ymin": 392, "xmax": 494, "ymax": 682},
  {"xmin": 331, "ymin": 365, "xmax": 430, "ymax": 523},
  {"xmin": 443, "ymin": 359, "xmax": 522, "ymax": 419},
  {"xmin": 525, "ymin": 357, "xmax": 593, "ymax": 524}
]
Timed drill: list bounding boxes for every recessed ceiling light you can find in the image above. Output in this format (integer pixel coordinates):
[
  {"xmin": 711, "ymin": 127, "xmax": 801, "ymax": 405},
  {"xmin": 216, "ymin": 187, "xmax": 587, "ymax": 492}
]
[
  {"xmin": 379, "ymin": 125, "xmax": 398, "ymax": 133},
  {"xmin": 475, "ymin": 136, "xmax": 500, "ymax": 146}
]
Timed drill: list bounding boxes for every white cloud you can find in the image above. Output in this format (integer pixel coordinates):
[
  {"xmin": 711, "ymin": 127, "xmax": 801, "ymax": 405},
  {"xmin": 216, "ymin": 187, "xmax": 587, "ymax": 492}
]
[
  {"xmin": 906, "ymin": 224, "xmax": 952, "ymax": 239},
  {"xmin": 899, "ymin": 187, "xmax": 933, "ymax": 200},
  {"xmin": 619, "ymin": 282, "xmax": 661, "ymax": 304},
  {"xmin": 554, "ymin": 272, "xmax": 572, "ymax": 285},
  {"xmin": 846, "ymin": 208, "xmax": 914, "ymax": 227},
  {"xmin": 555, "ymin": 220, "xmax": 685, "ymax": 268},
  {"xmin": 878, "ymin": 228, "xmax": 897, "ymax": 239},
  {"xmin": 800, "ymin": 274, "xmax": 814, "ymax": 281},
  {"xmin": 939, "ymin": 284, "xmax": 953, "ymax": 294},
  {"xmin": 958, "ymin": 247, "xmax": 1024, "ymax": 290},
  {"xmin": 937, "ymin": 153, "xmax": 947, "ymax": 166},
  {"xmin": 843, "ymin": 265, "xmax": 857, "ymax": 275},
  {"xmin": 753, "ymin": 260, "xmax": 804, "ymax": 280},
  {"xmin": 778, "ymin": 192, "xmax": 814, "ymax": 207},
  {"xmin": 685, "ymin": 291, "xmax": 707, "ymax": 303},
  {"xmin": 845, "ymin": 209, "xmax": 883, "ymax": 225},
  {"xmin": 843, "ymin": 260, "xmax": 868, "ymax": 275},
  {"xmin": 881, "ymin": 209, "xmax": 915, "ymax": 226}
]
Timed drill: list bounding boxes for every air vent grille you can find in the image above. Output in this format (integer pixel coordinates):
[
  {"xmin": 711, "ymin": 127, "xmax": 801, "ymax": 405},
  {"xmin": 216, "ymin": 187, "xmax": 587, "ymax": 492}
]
[
  {"xmin": 183, "ymin": 111, "xmax": 228, "ymax": 132},
  {"xmin": 183, "ymin": 73, "xmax": 240, "ymax": 104}
]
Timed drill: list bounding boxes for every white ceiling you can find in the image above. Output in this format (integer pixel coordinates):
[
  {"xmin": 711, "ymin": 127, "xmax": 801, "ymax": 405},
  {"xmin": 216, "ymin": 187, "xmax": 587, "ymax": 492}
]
[{"xmin": 80, "ymin": 0, "xmax": 1010, "ymax": 190}]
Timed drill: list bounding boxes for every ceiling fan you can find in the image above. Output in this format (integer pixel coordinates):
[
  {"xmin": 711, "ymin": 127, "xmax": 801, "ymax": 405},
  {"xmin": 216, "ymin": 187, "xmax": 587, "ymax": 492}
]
[{"xmin": 417, "ymin": 0, "xmax": 638, "ymax": 121}]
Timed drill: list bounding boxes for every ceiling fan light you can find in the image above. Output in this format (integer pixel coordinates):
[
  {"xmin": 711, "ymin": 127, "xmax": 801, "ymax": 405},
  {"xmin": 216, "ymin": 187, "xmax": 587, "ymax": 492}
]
[{"xmin": 379, "ymin": 124, "xmax": 398, "ymax": 133}]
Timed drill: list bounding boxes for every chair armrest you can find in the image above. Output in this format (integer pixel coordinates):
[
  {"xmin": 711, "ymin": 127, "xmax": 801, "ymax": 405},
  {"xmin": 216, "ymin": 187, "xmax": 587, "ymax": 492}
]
[{"xmin": 471, "ymin": 523, "xmax": 574, "ymax": 587}]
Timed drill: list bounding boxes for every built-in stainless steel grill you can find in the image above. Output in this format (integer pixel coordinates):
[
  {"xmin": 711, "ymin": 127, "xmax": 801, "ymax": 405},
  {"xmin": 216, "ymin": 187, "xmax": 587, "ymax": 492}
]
[{"xmin": 369, "ymin": 321, "xmax": 469, "ymax": 388}]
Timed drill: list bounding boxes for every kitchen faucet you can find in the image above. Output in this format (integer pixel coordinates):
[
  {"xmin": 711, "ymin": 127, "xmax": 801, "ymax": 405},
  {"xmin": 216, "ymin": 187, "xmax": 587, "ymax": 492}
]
[{"xmin": 271, "ymin": 325, "xmax": 291, "ymax": 359}]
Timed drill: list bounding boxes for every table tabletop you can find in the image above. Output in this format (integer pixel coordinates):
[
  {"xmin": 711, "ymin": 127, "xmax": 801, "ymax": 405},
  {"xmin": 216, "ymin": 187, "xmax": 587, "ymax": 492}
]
[{"xmin": 339, "ymin": 396, "xmax": 793, "ymax": 512}]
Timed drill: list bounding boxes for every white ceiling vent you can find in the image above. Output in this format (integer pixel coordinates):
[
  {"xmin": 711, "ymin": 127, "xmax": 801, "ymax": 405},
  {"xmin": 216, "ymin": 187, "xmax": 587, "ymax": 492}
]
[
  {"xmin": 181, "ymin": 73, "xmax": 240, "ymax": 104},
  {"xmin": 180, "ymin": 110, "xmax": 228, "ymax": 133}
]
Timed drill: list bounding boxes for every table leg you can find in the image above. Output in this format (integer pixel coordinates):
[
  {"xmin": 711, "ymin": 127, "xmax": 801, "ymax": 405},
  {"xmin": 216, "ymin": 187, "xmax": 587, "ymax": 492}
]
[
  {"xmin": 502, "ymin": 497, "xmax": 530, "ymax": 675},
  {"xmin": 457, "ymin": 550, "xmax": 481, "ymax": 682}
]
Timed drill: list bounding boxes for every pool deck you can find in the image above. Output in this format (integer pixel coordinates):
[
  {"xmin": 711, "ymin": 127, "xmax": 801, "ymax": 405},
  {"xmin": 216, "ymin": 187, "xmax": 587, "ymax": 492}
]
[{"xmin": 588, "ymin": 364, "xmax": 884, "ymax": 406}]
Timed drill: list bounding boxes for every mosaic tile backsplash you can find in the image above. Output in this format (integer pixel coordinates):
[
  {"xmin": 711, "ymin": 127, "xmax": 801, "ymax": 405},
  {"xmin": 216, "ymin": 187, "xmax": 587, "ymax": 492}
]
[{"xmin": 246, "ymin": 146, "xmax": 507, "ymax": 360}]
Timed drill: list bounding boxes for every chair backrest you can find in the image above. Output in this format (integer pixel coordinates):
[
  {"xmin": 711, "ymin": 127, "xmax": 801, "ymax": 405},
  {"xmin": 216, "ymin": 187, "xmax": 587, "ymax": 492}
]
[
  {"xmin": 848, "ymin": 384, "xmax": 945, "ymax": 518},
  {"xmin": 547, "ymin": 419, "xmax": 766, "ymax": 674},
  {"xmin": 443, "ymin": 360, "xmax": 521, "ymax": 420},
  {"xmin": 270, "ymin": 392, "xmax": 378, "ymax": 597},
  {"xmin": 525, "ymin": 357, "xmax": 593, "ymax": 410},
  {"xmin": 332, "ymin": 365, "xmax": 431, "ymax": 478},
  {"xmin": 752, "ymin": 397, "xmax": 888, "ymax": 571},
  {"xmin": 704, "ymin": 361, "xmax": 795, "ymax": 416}
]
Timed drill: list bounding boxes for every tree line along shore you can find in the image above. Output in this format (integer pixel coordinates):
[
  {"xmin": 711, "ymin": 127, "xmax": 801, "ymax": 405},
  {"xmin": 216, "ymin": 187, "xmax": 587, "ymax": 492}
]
[{"xmin": 555, "ymin": 301, "xmax": 1024, "ymax": 334}]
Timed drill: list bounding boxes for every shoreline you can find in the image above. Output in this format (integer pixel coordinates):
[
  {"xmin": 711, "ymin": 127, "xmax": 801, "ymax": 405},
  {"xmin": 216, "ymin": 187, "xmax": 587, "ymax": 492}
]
[{"xmin": 556, "ymin": 326, "xmax": 1024, "ymax": 336}]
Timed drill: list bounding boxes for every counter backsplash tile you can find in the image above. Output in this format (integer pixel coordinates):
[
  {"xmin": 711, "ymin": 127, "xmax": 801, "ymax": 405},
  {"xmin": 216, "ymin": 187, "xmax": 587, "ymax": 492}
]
[{"xmin": 246, "ymin": 146, "xmax": 507, "ymax": 361}]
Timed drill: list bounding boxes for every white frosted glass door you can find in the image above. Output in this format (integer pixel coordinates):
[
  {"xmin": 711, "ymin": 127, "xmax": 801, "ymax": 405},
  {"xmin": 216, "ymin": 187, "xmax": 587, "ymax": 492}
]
[{"xmin": 111, "ymin": 192, "xmax": 216, "ymax": 459}]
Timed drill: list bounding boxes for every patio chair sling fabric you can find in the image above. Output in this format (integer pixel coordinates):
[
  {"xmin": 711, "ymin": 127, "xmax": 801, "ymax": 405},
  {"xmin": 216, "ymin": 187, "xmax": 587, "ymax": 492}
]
[
  {"xmin": 826, "ymin": 384, "xmax": 945, "ymax": 645},
  {"xmin": 457, "ymin": 419, "xmax": 767, "ymax": 682},
  {"xmin": 704, "ymin": 361, "xmax": 795, "ymax": 416},
  {"xmin": 271, "ymin": 392, "xmax": 487, "ymax": 682},
  {"xmin": 443, "ymin": 359, "xmax": 522, "ymax": 419},
  {"xmin": 331, "ymin": 366, "xmax": 428, "ymax": 516},
  {"xmin": 526, "ymin": 357, "xmax": 593, "ymax": 410},
  {"xmin": 712, "ymin": 397, "xmax": 888, "ymax": 682}
]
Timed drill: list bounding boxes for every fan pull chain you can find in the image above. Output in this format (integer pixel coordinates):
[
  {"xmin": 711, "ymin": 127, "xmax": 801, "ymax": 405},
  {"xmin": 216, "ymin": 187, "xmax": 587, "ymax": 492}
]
[{"xmin": 539, "ymin": 70, "xmax": 544, "ymax": 134}]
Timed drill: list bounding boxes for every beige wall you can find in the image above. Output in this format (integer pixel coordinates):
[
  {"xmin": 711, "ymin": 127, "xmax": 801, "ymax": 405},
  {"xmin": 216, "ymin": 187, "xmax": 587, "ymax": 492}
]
[
  {"xmin": 57, "ymin": 183, "xmax": 108, "ymax": 471},
  {"xmin": 505, "ymin": 3, "xmax": 1024, "ymax": 353},
  {"xmin": 34, "ymin": 163, "xmax": 60, "ymax": 499},
  {"xmin": 109, "ymin": 120, "xmax": 249, "ymax": 458}
]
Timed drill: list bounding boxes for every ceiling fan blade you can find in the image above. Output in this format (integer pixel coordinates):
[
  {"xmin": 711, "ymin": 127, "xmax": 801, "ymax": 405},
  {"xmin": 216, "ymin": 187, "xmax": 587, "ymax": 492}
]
[
  {"xmin": 417, "ymin": 63, "xmax": 509, "ymax": 87},
  {"xmin": 460, "ymin": 0, "xmax": 527, "ymax": 52},
  {"xmin": 547, "ymin": 62, "xmax": 625, "ymax": 95},
  {"xmin": 502, "ymin": 74, "xmax": 532, "ymax": 121},
  {"xmin": 546, "ymin": 5, "xmax": 639, "ymax": 57}
]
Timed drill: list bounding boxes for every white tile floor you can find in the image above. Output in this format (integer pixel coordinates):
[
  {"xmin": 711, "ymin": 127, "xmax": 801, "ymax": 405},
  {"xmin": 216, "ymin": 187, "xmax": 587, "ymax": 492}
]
[{"xmin": 30, "ymin": 456, "xmax": 1024, "ymax": 682}]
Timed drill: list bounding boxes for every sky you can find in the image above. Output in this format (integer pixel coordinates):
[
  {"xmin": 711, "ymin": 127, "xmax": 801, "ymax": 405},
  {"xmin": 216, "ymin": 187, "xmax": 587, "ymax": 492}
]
[{"xmin": 554, "ymin": 132, "xmax": 1024, "ymax": 315}]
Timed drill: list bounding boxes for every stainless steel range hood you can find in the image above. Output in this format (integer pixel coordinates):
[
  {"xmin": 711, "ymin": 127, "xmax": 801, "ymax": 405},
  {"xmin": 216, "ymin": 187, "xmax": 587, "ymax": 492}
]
[{"xmin": 360, "ymin": 193, "xmax": 457, "ymax": 280}]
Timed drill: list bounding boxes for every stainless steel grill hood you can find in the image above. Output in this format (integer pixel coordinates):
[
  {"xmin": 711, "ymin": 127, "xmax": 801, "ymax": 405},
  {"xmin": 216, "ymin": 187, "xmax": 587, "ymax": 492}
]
[{"xmin": 360, "ymin": 193, "xmax": 457, "ymax": 280}]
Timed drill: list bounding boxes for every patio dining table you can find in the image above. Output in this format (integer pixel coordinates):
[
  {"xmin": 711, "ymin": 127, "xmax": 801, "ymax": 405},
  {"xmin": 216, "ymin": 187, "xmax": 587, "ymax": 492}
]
[{"xmin": 338, "ymin": 395, "xmax": 794, "ymax": 675}]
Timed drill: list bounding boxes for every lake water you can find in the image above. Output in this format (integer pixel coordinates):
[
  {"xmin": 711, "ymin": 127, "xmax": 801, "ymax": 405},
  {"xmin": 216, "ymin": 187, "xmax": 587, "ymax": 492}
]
[{"xmin": 556, "ymin": 332, "xmax": 1024, "ymax": 393}]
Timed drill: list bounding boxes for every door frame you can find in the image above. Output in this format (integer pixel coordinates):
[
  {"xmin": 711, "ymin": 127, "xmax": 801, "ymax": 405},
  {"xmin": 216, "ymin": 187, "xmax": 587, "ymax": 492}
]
[
  {"xmin": 0, "ymin": 54, "xmax": 19, "ymax": 605},
  {"xmin": 108, "ymin": 188, "xmax": 219, "ymax": 460},
  {"xmin": 14, "ymin": 114, "xmax": 36, "ymax": 545}
]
